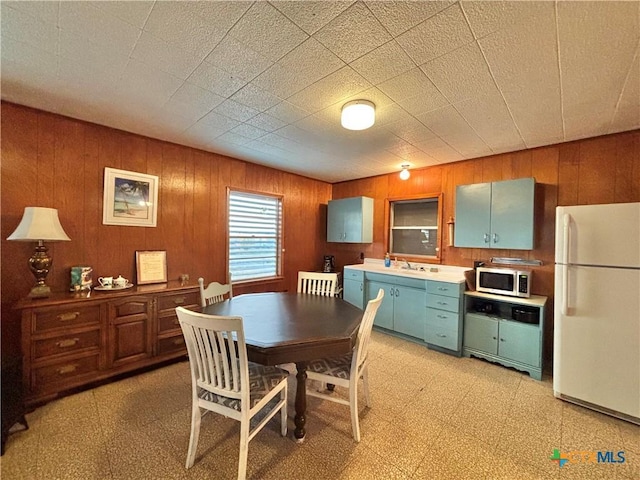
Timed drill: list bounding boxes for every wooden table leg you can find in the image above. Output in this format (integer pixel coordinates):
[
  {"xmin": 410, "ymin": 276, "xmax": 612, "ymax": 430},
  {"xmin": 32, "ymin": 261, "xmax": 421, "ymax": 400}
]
[{"xmin": 294, "ymin": 361, "xmax": 307, "ymax": 442}]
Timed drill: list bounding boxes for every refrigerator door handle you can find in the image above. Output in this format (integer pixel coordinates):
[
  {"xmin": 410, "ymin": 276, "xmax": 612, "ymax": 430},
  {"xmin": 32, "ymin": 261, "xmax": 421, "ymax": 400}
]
[{"xmin": 562, "ymin": 213, "xmax": 571, "ymax": 315}]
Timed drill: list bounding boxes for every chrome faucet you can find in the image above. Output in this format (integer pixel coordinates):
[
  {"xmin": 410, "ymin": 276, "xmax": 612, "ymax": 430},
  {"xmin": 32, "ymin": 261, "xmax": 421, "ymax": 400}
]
[{"xmin": 400, "ymin": 259, "xmax": 411, "ymax": 269}]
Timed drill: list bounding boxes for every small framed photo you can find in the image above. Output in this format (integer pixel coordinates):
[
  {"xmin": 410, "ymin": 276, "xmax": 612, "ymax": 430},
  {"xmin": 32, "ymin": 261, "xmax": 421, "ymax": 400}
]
[
  {"xmin": 103, "ymin": 167, "xmax": 158, "ymax": 227},
  {"xmin": 136, "ymin": 250, "xmax": 167, "ymax": 285}
]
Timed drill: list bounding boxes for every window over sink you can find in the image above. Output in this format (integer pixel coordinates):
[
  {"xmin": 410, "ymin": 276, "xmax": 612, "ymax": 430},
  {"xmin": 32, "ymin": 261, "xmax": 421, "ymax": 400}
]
[{"xmin": 386, "ymin": 193, "xmax": 443, "ymax": 262}]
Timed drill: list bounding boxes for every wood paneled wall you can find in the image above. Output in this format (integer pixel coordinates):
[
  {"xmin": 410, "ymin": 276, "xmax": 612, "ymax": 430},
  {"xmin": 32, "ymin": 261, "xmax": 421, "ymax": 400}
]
[
  {"xmin": 1, "ymin": 103, "xmax": 332, "ymax": 357},
  {"xmin": 330, "ymin": 129, "xmax": 640, "ymax": 367}
]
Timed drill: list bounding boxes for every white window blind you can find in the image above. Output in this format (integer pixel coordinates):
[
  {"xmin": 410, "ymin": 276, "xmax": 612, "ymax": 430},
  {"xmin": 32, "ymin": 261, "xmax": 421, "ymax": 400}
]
[{"xmin": 228, "ymin": 190, "xmax": 282, "ymax": 282}]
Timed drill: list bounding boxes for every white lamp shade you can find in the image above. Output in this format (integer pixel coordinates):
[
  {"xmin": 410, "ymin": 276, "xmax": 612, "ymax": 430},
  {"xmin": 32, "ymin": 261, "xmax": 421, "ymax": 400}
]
[
  {"xmin": 7, "ymin": 207, "xmax": 71, "ymax": 242},
  {"xmin": 341, "ymin": 100, "xmax": 375, "ymax": 130}
]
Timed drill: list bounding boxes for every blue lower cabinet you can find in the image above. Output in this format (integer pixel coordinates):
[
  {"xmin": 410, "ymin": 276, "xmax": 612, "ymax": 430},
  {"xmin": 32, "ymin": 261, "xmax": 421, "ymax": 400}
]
[
  {"xmin": 367, "ymin": 280, "xmax": 395, "ymax": 330},
  {"xmin": 343, "ymin": 268, "xmax": 365, "ymax": 309}
]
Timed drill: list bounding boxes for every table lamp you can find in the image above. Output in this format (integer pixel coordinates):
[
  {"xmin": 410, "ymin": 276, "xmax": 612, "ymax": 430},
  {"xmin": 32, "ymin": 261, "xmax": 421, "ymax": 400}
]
[{"xmin": 7, "ymin": 207, "xmax": 71, "ymax": 298}]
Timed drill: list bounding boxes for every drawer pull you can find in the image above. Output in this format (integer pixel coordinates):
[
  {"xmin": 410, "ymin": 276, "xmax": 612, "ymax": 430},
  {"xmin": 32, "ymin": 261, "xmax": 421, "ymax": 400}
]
[
  {"xmin": 437, "ymin": 314, "xmax": 448, "ymax": 319},
  {"xmin": 436, "ymin": 333, "xmax": 447, "ymax": 338},
  {"xmin": 173, "ymin": 297, "xmax": 186, "ymax": 305},
  {"xmin": 57, "ymin": 364, "xmax": 78, "ymax": 375},
  {"xmin": 173, "ymin": 338, "xmax": 185, "ymax": 346},
  {"xmin": 437, "ymin": 301, "xmax": 448, "ymax": 306},
  {"xmin": 56, "ymin": 338, "xmax": 80, "ymax": 348},
  {"xmin": 57, "ymin": 312, "xmax": 80, "ymax": 322},
  {"xmin": 437, "ymin": 287, "xmax": 448, "ymax": 291}
]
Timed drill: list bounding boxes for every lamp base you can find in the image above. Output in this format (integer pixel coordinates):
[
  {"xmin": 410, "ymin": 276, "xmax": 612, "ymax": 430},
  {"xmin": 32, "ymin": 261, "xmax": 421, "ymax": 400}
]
[{"xmin": 28, "ymin": 285, "xmax": 51, "ymax": 298}]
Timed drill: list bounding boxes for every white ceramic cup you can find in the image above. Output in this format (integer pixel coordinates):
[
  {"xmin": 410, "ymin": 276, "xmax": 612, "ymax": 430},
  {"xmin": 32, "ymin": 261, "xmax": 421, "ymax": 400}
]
[
  {"xmin": 98, "ymin": 276, "xmax": 113, "ymax": 288},
  {"xmin": 114, "ymin": 275, "xmax": 128, "ymax": 288}
]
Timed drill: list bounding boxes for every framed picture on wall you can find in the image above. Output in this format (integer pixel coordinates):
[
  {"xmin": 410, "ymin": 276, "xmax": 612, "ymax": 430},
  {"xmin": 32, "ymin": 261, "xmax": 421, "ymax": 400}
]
[
  {"xmin": 136, "ymin": 250, "xmax": 167, "ymax": 284},
  {"xmin": 103, "ymin": 167, "xmax": 158, "ymax": 227}
]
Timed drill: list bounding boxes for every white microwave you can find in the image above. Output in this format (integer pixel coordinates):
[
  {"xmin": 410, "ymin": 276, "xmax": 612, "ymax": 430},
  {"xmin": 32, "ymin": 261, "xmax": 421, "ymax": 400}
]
[{"xmin": 476, "ymin": 267, "xmax": 531, "ymax": 298}]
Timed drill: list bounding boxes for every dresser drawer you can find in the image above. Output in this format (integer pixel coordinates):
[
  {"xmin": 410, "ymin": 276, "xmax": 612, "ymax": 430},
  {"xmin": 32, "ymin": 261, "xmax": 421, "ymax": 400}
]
[
  {"xmin": 427, "ymin": 281, "xmax": 461, "ymax": 298},
  {"xmin": 426, "ymin": 294, "xmax": 460, "ymax": 313},
  {"xmin": 343, "ymin": 269, "xmax": 364, "ymax": 281},
  {"xmin": 426, "ymin": 308, "xmax": 459, "ymax": 330},
  {"xmin": 157, "ymin": 334, "xmax": 186, "ymax": 356},
  {"xmin": 158, "ymin": 312, "xmax": 182, "ymax": 334},
  {"xmin": 34, "ymin": 329, "xmax": 100, "ymax": 360},
  {"xmin": 32, "ymin": 353, "xmax": 100, "ymax": 393},
  {"xmin": 157, "ymin": 291, "xmax": 199, "ymax": 312},
  {"xmin": 424, "ymin": 323, "xmax": 459, "ymax": 351},
  {"xmin": 33, "ymin": 305, "xmax": 100, "ymax": 333}
]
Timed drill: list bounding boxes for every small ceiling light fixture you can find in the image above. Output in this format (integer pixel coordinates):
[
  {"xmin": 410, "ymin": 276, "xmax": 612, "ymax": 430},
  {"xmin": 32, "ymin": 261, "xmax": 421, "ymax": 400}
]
[
  {"xmin": 399, "ymin": 163, "xmax": 411, "ymax": 180},
  {"xmin": 341, "ymin": 100, "xmax": 375, "ymax": 130}
]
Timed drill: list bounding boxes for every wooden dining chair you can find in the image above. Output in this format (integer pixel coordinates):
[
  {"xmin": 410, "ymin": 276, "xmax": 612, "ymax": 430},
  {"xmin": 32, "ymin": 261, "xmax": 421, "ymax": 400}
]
[
  {"xmin": 305, "ymin": 288, "xmax": 384, "ymax": 442},
  {"xmin": 198, "ymin": 274, "xmax": 233, "ymax": 307},
  {"xmin": 175, "ymin": 307, "xmax": 289, "ymax": 480},
  {"xmin": 297, "ymin": 271, "xmax": 338, "ymax": 296}
]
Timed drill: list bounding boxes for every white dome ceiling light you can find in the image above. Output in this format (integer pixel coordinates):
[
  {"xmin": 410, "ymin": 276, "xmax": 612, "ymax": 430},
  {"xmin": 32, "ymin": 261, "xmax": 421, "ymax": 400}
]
[
  {"xmin": 341, "ymin": 100, "xmax": 375, "ymax": 131},
  {"xmin": 399, "ymin": 164, "xmax": 411, "ymax": 180}
]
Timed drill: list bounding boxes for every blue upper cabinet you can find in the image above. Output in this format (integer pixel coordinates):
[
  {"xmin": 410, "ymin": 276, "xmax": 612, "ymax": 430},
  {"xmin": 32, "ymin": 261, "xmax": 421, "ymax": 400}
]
[
  {"xmin": 454, "ymin": 178, "xmax": 535, "ymax": 250},
  {"xmin": 327, "ymin": 196, "xmax": 373, "ymax": 243}
]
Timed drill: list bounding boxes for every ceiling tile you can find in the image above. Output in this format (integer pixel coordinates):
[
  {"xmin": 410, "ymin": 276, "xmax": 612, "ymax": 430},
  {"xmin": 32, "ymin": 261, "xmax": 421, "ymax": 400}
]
[
  {"xmin": 1, "ymin": 35, "xmax": 58, "ymax": 76},
  {"xmin": 252, "ymin": 37, "xmax": 345, "ymax": 98},
  {"xmin": 349, "ymin": 40, "xmax": 416, "ymax": 85},
  {"xmin": 1, "ymin": 3, "xmax": 59, "ymax": 54},
  {"xmin": 230, "ymin": 83, "xmax": 282, "ymax": 112},
  {"xmin": 366, "ymin": 0, "xmax": 455, "ymax": 37},
  {"xmin": 144, "ymin": 2, "xmax": 244, "ymax": 59},
  {"xmin": 2, "ymin": 0, "xmax": 58, "ymax": 24},
  {"xmin": 378, "ymin": 67, "xmax": 438, "ymax": 102},
  {"xmin": 461, "ymin": 0, "xmax": 547, "ymax": 40},
  {"xmin": 558, "ymin": 1, "xmax": 639, "ymax": 132},
  {"xmin": 230, "ymin": 123, "xmax": 269, "ymax": 140},
  {"xmin": 271, "ymin": 1, "xmax": 355, "ymax": 35},
  {"xmin": 58, "ymin": 30, "xmax": 130, "ymax": 79},
  {"xmin": 162, "ymin": 83, "xmax": 225, "ymax": 122},
  {"xmin": 93, "ymin": 1, "xmax": 154, "ymax": 29},
  {"xmin": 131, "ymin": 31, "xmax": 203, "ymax": 79},
  {"xmin": 286, "ymin": 66, "xmax": 371, "ymax": 113},
  {"xmin": 216, "ymin": 131, "xmax": 253, "ymax": 146},
  {"xmin": 478, "ymin": 2, "xmax": 563, "ymax": 148},
  {"xmin": 610, "ymin": 53, "xmax": 640, "ymax": 134},
  {"xmin": 183, "ymin": 120, "xmax": 228, "ymax": 141},
  {"xmin": 395, "ymin": 90, "xmax": 450, "ymax": 117},
  {"xmin": 265, "ymin": 101, "xmax": 311, "ymax": 123},
  {"xmin": 204, "ymin": 36, "xmax": 273, "ymax": 82},
  {"xmin": 199, "ymin": 110, "xmax": 241, "ymax": 132},
  {"xmin": 421, "ymin": 41, "xmax": 496, "ymax": 104},
  {"xmin": 59, "ymin": 1, "xmax": 141, "ymax": 54},
  {"xmin": 415, "ymin": 105, "xmax": 472, "ymax": 138},
  {"xmin": 213, "ymin": 99, "xmax": 260, "ymax": 122},
  {"xmin": 314, "ymin": 1, "xmax": 392, "ymax": 63},
  {"xmin": 227, "ymin": 2, "xmax": 308, "ymax": 62},
  {"xmin": 396, "ymin": 3, "xmax": 474, "ymax": 65},
  {"xmin": 187, "ymin": 60, "xmax": 248, "ymax": 97},
  {"xmin": 245, "ymin": 112, "xmax": 288, "ymax": 132}
]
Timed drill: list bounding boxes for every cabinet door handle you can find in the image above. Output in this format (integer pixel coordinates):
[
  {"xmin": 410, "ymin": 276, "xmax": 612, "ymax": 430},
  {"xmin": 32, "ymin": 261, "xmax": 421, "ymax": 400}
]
[
  {"xmin": 56, "ymin": 312, "xmax": 80, "ymax": 322},
  {"xmin": 395, "ymin": 288, "xmax": 400, "ymax": 297},
  {"xmin": 389, "ymin": 288, "xmax": 395, "ymax": 297},
  {"xmin": 173, "ymin": 297, "xmax": 186, "ymax": 305},
  {"xmin": 484, "ymin": 233, "xmax": 490, "ymax": 243},
  {"xmin": 493, "ymin": 233, "xmax": 499, "ymax": 243},
  {"xmin": 499, "ymin": 338, "xmax": 505, "ymax": 342},
  {"xmin": 492, "ymin": 336, "xmax": 497, "ymax": 340},
  {"xmin": 56, "ymin": 338, "xmax": 80, "ymax": 348},
  {"xmin": 359, "ymin": 283, "xmax": 363, "ymax": 292},
  {"xmin": 57, "ymin": 364, "xmax": 78, "ymax": 375}
]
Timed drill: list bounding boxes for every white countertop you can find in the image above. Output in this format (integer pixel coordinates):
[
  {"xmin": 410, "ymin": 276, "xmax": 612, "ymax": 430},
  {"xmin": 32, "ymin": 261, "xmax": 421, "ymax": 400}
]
[{"xmin": 344, "ymin": 259, "xmax": 470, "ymax": 284}]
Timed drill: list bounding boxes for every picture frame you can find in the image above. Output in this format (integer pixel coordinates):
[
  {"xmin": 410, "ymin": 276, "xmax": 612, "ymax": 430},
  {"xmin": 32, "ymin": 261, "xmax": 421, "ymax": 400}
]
[
  {"xmin": 103, "ymin": 167, "xmax": 158, "ymax": 227},
  {"xmin": 135, "ymin": 250, "xmax": 167, "ymax": 285}
]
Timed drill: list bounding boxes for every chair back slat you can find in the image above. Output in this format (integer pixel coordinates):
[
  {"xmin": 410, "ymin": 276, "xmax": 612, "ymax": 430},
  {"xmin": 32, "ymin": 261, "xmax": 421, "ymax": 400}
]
[
  {"xmin": 353, "ymin": 288, "xmax": 384, "ymax": 369},
  {"xmin": 198, "ymin": 277, "xmax": 233, "ymax": 307},
  {"xmin": 297, "ymin": 271, "xmax": 337, "ymax": 296},
  {"xmin": 176, "ymin": 307, "xmax": 248, "ymax": 401}
]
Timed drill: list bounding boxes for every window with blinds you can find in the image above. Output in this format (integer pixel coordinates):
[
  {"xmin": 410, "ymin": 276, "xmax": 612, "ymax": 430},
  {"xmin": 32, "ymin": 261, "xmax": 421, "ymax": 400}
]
[{"xmin": 228, "ymin": 190, "xmax": 283, "ymax": 282}]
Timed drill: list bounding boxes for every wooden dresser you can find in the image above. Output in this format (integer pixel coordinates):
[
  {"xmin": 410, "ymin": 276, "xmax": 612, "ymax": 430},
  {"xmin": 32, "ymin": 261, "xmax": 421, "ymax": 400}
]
[{"xmin": 15, "ymin": 281, "xmax": 199, "ymax": 407}]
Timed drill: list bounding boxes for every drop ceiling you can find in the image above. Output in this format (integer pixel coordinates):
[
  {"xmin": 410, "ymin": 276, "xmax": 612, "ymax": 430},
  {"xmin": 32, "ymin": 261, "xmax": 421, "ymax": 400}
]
[{"xmin": 2, "ymin": 1, "xmax": 638, "ymax": 183}]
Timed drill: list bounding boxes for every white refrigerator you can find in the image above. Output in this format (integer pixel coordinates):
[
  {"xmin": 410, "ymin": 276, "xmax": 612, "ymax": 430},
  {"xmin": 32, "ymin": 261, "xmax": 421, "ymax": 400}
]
[{"xmin": 554, "ymin": 202, "xmax": 640, "ymax": 424}]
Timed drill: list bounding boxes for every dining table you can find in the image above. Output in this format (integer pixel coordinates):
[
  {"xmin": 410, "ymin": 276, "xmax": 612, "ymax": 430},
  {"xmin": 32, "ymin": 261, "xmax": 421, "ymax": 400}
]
[{"xmin": 201, "ymin": 291, "xmax": 364, "ymax": 441}]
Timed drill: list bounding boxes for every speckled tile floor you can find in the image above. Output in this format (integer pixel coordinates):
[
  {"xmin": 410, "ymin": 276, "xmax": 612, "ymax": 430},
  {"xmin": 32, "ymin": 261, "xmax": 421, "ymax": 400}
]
[{"xmin": 2, "ymin": 330, "xmax": 638, "ymax": 479}]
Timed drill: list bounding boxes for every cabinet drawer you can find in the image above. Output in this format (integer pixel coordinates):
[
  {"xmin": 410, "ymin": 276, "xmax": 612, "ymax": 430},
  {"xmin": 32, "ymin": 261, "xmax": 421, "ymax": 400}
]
[
  {"xmin": 426, "ymin": 294, "xmax": 460, "ymax": 313},
  {"xmin": 34, "ymin": 305, "xmax": 100, "ymax": 332},
  {"xmin": 158, "ymin": 312, "xmax": 182, "ymax": 334},
  {"xmin": 425, "ymin": 323, "xmax": 458, "ymax": 351},
  {"xmin": 158, "ymin": 334, "xmax": 187, "ymax": 356},
  {"xmin": 427, "ymin": 281, "xmax": 461, "ymax": 298},
  {"xmin": 32, "ymin": 353, "xmax": 100, "ymax": 393},
  {"xmin": 34, "ymin": 329, "xmax": 100, "ymax": 360},
  {"xmin": 344, "ymin": 269, "xmax": 364, "ymax": 281},
  {"xmin": 426, "ymin": 308, "xmax": 459, "ymax": 330},
  {"xmin": 157, "ymin": 291, "xmax": 199, "ymax": 312}
]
